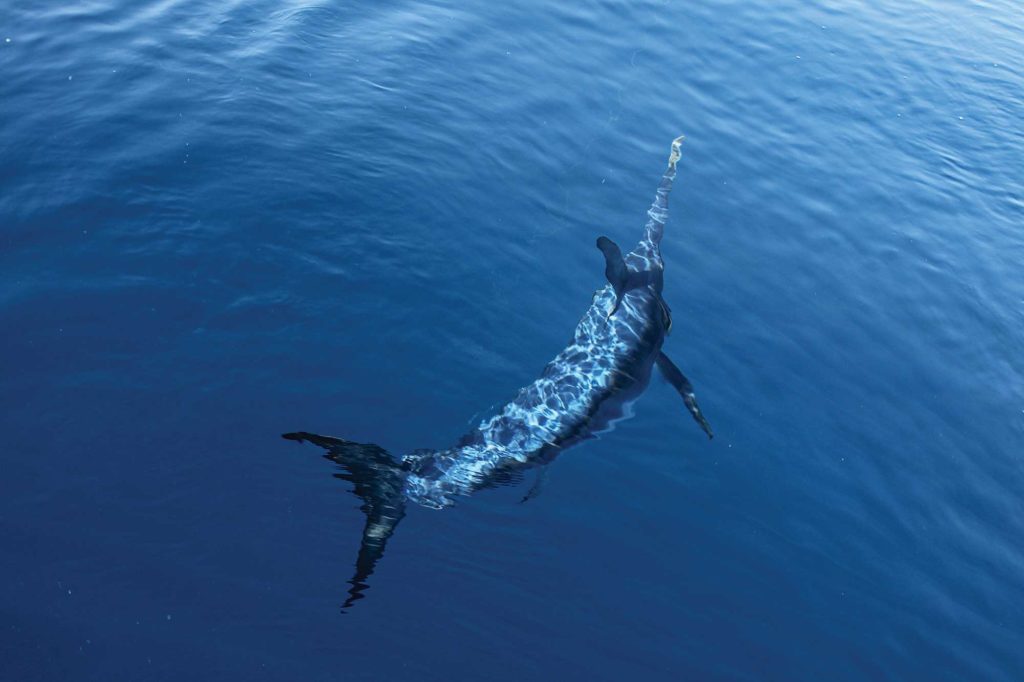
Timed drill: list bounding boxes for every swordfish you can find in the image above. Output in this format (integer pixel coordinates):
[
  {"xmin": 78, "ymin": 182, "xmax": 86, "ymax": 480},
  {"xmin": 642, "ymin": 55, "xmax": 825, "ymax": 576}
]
[{"xmin": 284, "ymin": 136, "xmax": 713, "ymax": 609}]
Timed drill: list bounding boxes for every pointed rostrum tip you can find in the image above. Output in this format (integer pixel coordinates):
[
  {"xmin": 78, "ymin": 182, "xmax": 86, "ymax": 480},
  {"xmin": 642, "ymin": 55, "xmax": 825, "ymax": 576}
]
[{"xmin": 669, "ymin": 135, "xmax": 685, "ymax": 168}]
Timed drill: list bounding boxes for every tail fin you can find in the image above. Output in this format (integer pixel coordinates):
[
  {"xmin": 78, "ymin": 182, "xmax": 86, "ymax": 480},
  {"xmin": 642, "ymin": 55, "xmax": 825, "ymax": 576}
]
[
  {"xmin": 283, "ymin": 432, "xmax": 408, "ymax": 611},
  {"xmin": 640, "ymin": 135, "xmax": 685, "ymax": 250}
]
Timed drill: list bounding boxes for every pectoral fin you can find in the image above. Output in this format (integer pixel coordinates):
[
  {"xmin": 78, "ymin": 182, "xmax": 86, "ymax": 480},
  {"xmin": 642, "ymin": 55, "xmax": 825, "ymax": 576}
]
[
  {"xmin": 659, "ymin": 298, "xmax": 673, "ymax": 333},
  {"xmin": 519, "ymin": 466, "xmax": 551, "ymax": 504},
  {"xmin": 655, "ymin": 352, "xmax": 714, "ymax": 439}
]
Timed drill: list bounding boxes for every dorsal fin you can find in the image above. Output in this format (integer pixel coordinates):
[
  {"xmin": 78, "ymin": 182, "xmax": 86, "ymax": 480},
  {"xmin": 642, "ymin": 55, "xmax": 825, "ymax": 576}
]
[
  {"xmin": 596, "ymin": 236, "xmax": 629, "ymax": 316},
  {"xmin": 596, "ymin": 236, "xmax": 657, "ymax": 317}
]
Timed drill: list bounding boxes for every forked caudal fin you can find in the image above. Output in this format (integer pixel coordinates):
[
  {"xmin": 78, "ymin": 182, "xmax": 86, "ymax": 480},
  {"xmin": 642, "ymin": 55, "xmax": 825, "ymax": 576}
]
[{"xmin": 282, "ymin": 431, "xmax": 408, "ymax": 611}]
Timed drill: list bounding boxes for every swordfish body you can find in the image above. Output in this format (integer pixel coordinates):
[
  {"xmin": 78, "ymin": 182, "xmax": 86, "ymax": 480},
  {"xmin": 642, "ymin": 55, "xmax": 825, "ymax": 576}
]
[{"xmin": 284, "ymin": 137, "xmax": 713, "ymax": 609}]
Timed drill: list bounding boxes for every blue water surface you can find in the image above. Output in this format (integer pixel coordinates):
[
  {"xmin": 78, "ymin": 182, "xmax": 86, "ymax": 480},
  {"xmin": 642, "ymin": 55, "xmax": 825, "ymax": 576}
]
[{"xmin": 2, "ymin": 0, "xmax": 1023, "ymax": 679}]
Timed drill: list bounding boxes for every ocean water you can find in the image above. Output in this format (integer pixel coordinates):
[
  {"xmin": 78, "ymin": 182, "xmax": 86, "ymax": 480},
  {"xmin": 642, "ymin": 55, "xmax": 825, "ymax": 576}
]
[{"xmin": 2, "ymin": 0, "xmax": 1023, "ymax": 679}]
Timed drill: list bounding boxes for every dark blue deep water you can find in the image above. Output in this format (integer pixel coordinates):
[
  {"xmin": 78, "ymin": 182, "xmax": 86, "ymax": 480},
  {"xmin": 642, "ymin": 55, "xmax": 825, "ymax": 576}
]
[{"xmin": 3, "ymin": 1, "xmax": 1023, "ymax": 679}]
